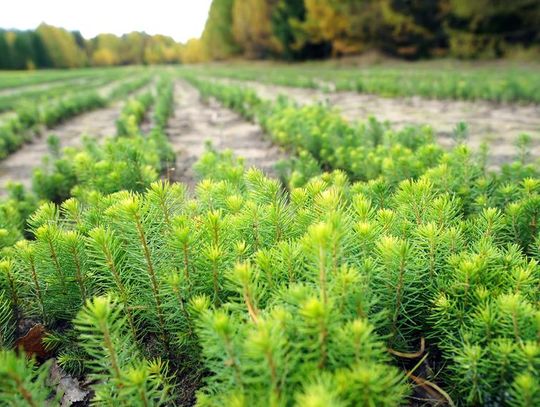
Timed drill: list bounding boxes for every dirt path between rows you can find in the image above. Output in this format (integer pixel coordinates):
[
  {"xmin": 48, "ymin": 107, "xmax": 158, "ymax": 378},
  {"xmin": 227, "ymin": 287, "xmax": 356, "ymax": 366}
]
[
  {"xmin": 0, "ymin": 103, "xmax": 121, "ymax": 196},
  {"xmin": 213, "ymin": 78, "xmax": 540, "ymax": 167},
  {"xmin": 166, "ymin": 80, "xmax": 286, "ymax": 188}
]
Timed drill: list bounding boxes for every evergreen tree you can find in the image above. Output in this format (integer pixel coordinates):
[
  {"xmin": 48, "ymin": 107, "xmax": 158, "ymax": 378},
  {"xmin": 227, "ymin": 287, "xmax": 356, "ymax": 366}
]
[
  {"xmin": 232, "ymin": 0, "xmax": 281, "ymax": 58},
  {"xmin": 202, "ymin": 0, "xmax": 240, "ymax": 60},
  {"xmin": 379, "ymin": 0, "xmax": 449, "ymax": 58},
  {"xmin": 31, "ymin": 31, "xmax": 51, "ymax": 68},
  {"xmin": 12, "ymin": 31, "xmax": 36, "ymax": 69},
  {"xmin": 446, "ymin": 0, "xmax": 540, "ymax": 58},
  {"xmin": 0, "ymin": 30, "xmax": 12, "ymax": 69},
  {"xmin": 271, "ymin": 0, "xmax": 306, "ymax": 60}
]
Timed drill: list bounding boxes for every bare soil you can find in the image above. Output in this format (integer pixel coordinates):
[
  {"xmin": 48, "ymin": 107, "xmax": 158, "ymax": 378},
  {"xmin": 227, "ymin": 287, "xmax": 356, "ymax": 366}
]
[
  {"xmin": 0, "ymin": 104, "xmax": 120, "ymax": 196},
  {"xmin": 213, "ymin": 78, "xmax": 540, "ymax": 167},
  {"xmin": 166, "ymin": 80, "xmax": 286, "ymax": 188}
]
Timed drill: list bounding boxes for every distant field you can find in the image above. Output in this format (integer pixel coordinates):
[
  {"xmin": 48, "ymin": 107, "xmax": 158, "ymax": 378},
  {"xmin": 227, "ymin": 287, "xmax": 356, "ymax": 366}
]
[
  {"xmin": 186, "ymin": 60, "xmax": 540, "ymax": 103},
  {"xmin": 0, "ymin": 66, "xmax": 140, "ymax": 90}
]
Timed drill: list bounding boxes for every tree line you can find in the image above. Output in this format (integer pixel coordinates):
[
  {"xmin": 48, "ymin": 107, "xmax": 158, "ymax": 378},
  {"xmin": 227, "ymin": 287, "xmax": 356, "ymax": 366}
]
[
  {"xmin": 0, "ymin": 23, "xmax": 184, "ymax": 70},
  {"xmin": 183, "ymin": 0, "xmax": 540, "ymax": 62},
  {"xmin": 2, "ymin": 1, "xmax": 539, "ymax": 69}
]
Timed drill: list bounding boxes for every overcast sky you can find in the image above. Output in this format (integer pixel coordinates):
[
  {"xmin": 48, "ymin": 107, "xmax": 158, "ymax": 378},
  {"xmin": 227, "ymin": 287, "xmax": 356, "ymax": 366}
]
[{"xmin": 0, "ymin": 0, "xmax": 213, "ymax": 42}]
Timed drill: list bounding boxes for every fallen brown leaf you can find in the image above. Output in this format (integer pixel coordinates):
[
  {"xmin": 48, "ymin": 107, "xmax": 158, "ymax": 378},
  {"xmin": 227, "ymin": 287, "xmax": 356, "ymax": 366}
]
[{"xmin": 15, "ymin": 323, "xmax": 49, "ymax": 359}]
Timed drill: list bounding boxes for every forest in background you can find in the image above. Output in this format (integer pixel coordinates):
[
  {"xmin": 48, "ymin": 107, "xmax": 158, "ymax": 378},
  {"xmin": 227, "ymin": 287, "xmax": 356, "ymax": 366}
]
[
  {"xmin": 0, "ymin": 23, "xmax": 184, "ymax": 69},
  {"xmin": 2, "ymin": 0, "xmax": 540, "ymax": 69},
  {"xmin": 187, "ymin": 0, "xmax": 540, "ymax": 62}
]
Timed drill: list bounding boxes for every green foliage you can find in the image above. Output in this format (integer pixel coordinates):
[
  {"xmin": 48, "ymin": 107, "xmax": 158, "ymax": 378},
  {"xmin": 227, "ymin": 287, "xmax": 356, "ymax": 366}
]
[
  {"xmin": 194, "ymin": 292, "xmax": 408, "ymax": 405},
  {"xmin": 0, "ymin": 24, "xmax": 185, "ymax": 70},
  {"xmin": 0, "ymin": 28, "xmax": 51, "ymax": 70},
  {"xmin": 74, "ymin": 295, "xmax": 172, "ymax": 405},
  {"xmin": 271, "ymin": 0, "xmax": 307, "ymax": 60},
  {"xmin": 0, "ymin": 76, "xmax": 112, "ymax": 113},
  {"xmin": 188, "ymin": 63, "xmax": 540, "ymax": 103},
  {"xmin": 151, "ymin": 77, "xmax": 176, "ymax": 167},
  {"xmin": 2, "ymin": 1, "xmax": 540, "ymax": 67},
  {"xmin": 107, "ymin": 74, "xmax": 152, "ymax": 100},
  {"xmin": 36, "ymin": 23, "xmax": 87, "ymax": 68},
  {"xmin": 202, "ymin": 0, "xmax": 240, "ymax": 60},
  {"xmin": 447, "ymin": 0, "xmax": 540, "ymax": 58},
  {"xmin": 6, "ymin": 140, "xmax": 540, "ymax": 404},
  {"xmin": 187, "ymin": 77, "xmax": 443, "ymax": 187},
  {"xmin": 0, "ymin": 292, "xmax": 14, "ymax": 348},
  {"xmin": 0, "ymin": 71, "xmax": 150, "ymax": 160},
  {"xmin": 1, "ymin": 66, "xmax": 540, "ymax": 407},
  {"xmin": 42, "ymin": 91, "xmax": 106, "ymax": 128},
  {"xmin": 194, "ymin": 144, "xmax": 245, "ymax": 183},
  {"xmin": 232, "ymin": 0, "xmax": 281, "ymax": 58},
  {"xmin": 0, "ymin": 74, "xmax": 161, "ymax": 257},
  {"xmin": 153, "ymin": 77, "xmax": 174, "ymax": 130},
  {"xmin": 32, "ymin": 85, "xmax": 166, "ymax": 202},
  {"xmin": 190, "ymin": 76, "xmax": 265, "ymax": 120},
  {"xmin": 0, "ymin": 351, "xmax": 54, "ymax": 405},
  {"xmin": 43, "ymin": 329, "xmax": 88, "ymax": 376},
  {"xmin": 32, "ymin": 135, "xmax": 160, "ymax": 202},
  {"xmin": 0, "ymin": 183, "xmax": 38, "ymax": 250},
  {"xmin": 195, "ymin": 0, "xmax": 540, "ymax": 61},
  {"xmin": 116, "ymin": 92, "xmax": 153, "ymax": 137}
]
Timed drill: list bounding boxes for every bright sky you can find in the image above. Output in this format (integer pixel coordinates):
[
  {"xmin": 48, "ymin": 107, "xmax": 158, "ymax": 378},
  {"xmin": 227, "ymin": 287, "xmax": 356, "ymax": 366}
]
[{"xmin": 0, "ymin": 0, "xmax": 213, "ymax": 42}]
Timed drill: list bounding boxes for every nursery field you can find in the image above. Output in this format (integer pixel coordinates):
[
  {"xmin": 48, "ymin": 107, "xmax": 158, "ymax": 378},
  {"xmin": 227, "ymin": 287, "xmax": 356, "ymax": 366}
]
[
  {"xmin": 192, "ymin": 61, "xmax": 540, "ymax": 103},
  {"xmin": 0, "ymin": 63, "xmax": 539, "ymax": 406}
]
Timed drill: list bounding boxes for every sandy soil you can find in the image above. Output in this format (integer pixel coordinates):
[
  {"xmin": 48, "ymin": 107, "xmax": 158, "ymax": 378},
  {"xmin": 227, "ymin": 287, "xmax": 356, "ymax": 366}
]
[
  {"xmin": 166, "ymin": 80, "xmax": 286, "ymax": 188},
  {"xmin": 213, "ymin": 78, "xmax": 540, "ymax": 166},
  {"xmin": 0, "ymin": 104, "xmax": 121, "ymax": 196}
]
